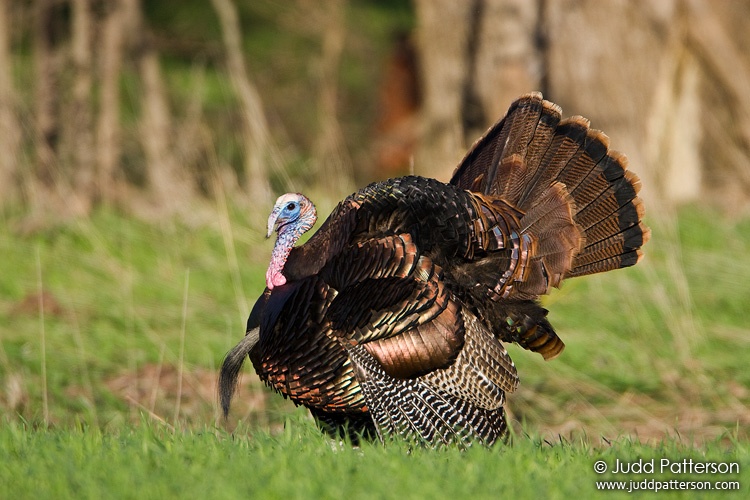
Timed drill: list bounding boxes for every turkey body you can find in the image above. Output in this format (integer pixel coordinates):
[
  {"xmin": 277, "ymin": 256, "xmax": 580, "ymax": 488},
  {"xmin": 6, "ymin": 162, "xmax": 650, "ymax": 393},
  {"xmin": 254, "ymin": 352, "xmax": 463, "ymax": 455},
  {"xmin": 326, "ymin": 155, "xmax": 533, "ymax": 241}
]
[{"xmin": 220, "ymin": 93, "xmax": 650, "ymax": 447}]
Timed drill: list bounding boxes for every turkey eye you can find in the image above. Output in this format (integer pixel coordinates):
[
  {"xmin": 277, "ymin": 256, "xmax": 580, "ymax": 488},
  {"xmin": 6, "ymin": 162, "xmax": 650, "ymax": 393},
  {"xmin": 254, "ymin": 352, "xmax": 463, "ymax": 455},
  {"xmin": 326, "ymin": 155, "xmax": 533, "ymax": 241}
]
[{"xmin": 287, "ymin": 203, "xmax": 296, "ymax": 210}]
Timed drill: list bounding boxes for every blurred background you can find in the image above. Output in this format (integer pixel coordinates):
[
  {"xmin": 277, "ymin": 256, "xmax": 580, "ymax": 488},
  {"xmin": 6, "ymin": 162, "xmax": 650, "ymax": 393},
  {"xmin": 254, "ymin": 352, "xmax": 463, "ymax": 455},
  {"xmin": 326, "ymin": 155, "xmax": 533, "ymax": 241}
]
[
  {"xmin": 2, "ymin": 0, "xmax": 750, "ymax": 219},
  {"xmin": 1, "ymin": 0, "xmax": 749, "ymax": 444}
]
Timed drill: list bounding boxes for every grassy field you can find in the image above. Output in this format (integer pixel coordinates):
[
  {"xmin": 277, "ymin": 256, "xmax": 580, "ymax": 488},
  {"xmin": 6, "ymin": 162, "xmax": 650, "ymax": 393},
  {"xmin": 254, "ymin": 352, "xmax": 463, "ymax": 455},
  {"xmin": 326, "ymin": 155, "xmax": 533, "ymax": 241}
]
[
  {"xmin": 2, "ymin": 416, "xmax": 747, "ymax": 499},
  {"xmin": 1, "ymin": 203, "xmax": 749, "ymax": 497}
]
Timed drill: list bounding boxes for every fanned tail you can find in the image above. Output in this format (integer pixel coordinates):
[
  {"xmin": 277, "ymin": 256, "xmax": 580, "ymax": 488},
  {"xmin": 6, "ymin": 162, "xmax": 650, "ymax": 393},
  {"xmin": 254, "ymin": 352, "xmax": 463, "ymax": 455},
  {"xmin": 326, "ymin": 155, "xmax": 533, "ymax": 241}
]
[{"xmin": 451, "ymin": 92, "xmax": 650, "ymax": 282}]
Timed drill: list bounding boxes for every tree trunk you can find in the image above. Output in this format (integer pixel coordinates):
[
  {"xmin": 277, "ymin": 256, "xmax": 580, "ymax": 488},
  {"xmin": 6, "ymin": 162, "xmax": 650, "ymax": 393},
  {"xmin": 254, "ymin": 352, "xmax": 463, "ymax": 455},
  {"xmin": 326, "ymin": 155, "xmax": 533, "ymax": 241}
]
[
  {"xmin": 0, "ymin": 0, "xmax": 20, "ymax": 202},
  {"xmin": 210, "ymin": 0, "xmax": 275, "ymax": 205},
  {"xmin": 686, "ymin": 0, "xmax": 750, "ymax": 209},
  {"xmin": 414, "ymin": 0, "xmax": 544, "ymax": 181},
  {"xmin": 469, "ymin": 0, "xmax": 543, "ymax": 139},
  {"xmin": 312, "ymin": 0, "xmax": 353, "ymax": 196},
  {"xmin": 544, "ymin": 0, "xmax": 676, "ymax": 208},
  {"xmin": 32, "ymin": 0, "xmax": 59, "ymax": 188},
  {"xmin": 413, "ymin": 0, "xmax": 475, "ymax": 181},
  {"xmin": 138, "ymin": 44, "xmax": 194, "ymax": 210},
  {"xmin": 96, "ymin": 0, "xmax": 134, "ymax": 204},
  {"xmin": 133, "ymin": 3, "xmax": 194, "ymax": 213},
  {"xmin": 68, "ymin": 0, "xmax": 94, "ymax": 212}
]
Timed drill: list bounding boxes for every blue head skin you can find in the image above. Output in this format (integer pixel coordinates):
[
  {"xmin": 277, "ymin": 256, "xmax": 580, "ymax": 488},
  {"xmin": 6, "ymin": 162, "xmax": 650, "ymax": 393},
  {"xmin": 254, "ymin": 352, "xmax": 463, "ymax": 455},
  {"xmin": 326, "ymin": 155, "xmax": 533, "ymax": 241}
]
[{"xmin": 265, "ymin": 193, "xmax": 317, "ymax": 289}]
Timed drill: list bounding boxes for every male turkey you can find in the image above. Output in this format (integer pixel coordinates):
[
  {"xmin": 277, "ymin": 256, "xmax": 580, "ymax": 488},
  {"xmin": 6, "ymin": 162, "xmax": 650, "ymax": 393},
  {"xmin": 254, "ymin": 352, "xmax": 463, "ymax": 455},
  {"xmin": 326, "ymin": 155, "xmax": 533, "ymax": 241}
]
[{"xmin": 219, "ymin": 92, "xmax": 650, "ymax": 447}]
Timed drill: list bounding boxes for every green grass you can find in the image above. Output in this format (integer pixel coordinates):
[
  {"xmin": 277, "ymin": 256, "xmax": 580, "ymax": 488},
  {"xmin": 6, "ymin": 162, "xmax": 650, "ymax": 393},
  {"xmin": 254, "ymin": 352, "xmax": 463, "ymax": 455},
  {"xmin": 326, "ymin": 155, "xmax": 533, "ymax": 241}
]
[
  {"xmin": 2, "ymin": 415, "xmax": 747, "ymax": 499},
  {"xmin": 0, "ymin": 206, "xmax": 274, "ymax": 428},
  {"xmin": 1, "ymin": 204, "xmax": 749, "ymax": 496}
]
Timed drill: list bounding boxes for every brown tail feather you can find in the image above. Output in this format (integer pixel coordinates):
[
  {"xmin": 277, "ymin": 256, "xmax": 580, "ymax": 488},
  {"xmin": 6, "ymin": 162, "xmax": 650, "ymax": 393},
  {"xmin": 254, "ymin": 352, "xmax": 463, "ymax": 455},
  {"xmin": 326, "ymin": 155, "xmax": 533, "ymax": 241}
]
[
  {"xmin": 555, "ymin": 129, "xmax": 611, "ymax": 199},
  {"xmin": 507, "ymin": 312, "xmax": 565, "ymax": 360},
  {"xmin": 453, "ymin": 92, "xmax": 557, "ymax": 203},
  {"xmin": 517, "ymin": 182, "xmax": 583, "ymax": 292},
  {"xmin": 516, "ymin": 116, "xmax": 592, "ymax": 209},
  {"xmin": 451, "ymin": 93, "xmax": 649, "ymax": 284}
]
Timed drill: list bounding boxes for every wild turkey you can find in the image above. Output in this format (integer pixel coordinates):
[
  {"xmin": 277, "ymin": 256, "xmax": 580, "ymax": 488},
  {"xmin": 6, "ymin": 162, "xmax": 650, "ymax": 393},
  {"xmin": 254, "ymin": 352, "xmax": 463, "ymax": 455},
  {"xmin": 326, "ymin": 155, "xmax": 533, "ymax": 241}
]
[{"xmin": 219, "ymin": 92, "xmax": 650, "ymax": 447}]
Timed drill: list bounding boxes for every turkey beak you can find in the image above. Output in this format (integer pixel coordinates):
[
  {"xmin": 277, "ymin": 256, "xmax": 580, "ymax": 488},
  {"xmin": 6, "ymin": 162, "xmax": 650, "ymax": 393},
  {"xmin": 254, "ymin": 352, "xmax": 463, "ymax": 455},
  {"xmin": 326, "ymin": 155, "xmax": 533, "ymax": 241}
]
[{"xmin": 266, "ymin": 210, "xmax": 280, "ymax": 239}]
